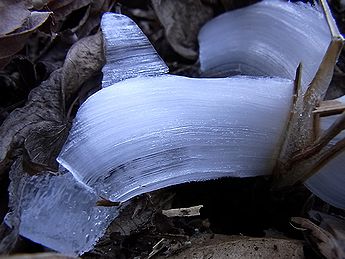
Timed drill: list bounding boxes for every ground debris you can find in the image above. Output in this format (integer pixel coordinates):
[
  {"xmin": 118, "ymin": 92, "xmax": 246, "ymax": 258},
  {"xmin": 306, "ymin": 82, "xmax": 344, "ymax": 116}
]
[
  {"xmin": 162, "ymin": 205, "xmax": 203, "ymax": 218},
  {"xmin": 0, "ymin": 253, "xmax": 74, "ymax": 259},
  {"xmin": 292, "ymin": 210, "xmax": 345, "ymax": 259},
  {"xmin": 151, "ymin": 0, "xmax": 213, "ymax": 60},
  {"xmin": 156, "ymin": 234, "xmax": 304, "ymax": 259},
  {"xmin": 0, "ymin": 32, "xmax": 103, "ymax": 176}
]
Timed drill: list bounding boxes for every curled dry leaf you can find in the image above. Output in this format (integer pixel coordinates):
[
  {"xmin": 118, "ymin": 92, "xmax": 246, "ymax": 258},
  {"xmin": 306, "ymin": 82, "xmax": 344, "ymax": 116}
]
[
  {"xmin": 151, "ymin": 0, "xmax": 213, "ymax": 60},
  {"xmin": 0, "ymin": 32, "xmax": 104, "ymax": 175},
  {"xmin": 47, "ymin": 0, "xmax": 113, "ymax": 40},
  {"xmin": 32, "ymin": 0, "xmax": 52, "ymax": 10},
  {"xmin": 292, "ymin": 213, "xmax": 345, "ymax": 259},
  {"xmin": 49, "ymin": 0, "xmax": 92, "ymax": 32},
  {"xmin": 61, "ymin": 31, "xmax": 104, "ymax": 105},
  {"xmin": 0, "ymin": 0, "xmax": 31, "ymax": 35},
  {"xmin": 0, "ymin": 11, "xmax": 51, "ymax": 69},
  {"xmin": 76, "ymin": 0, "xmax": 113, "ymax": 38},
  {"xmin": 0, "ymin": 69, "xmax": 65, "ymax": 175}
]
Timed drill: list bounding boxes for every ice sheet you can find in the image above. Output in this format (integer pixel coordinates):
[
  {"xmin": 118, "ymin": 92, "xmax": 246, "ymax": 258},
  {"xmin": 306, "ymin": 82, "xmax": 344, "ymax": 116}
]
[
  {"xmin": 5, "ymin": 166, "xmax": 119, "ymax": 255},
  {"xmin": 101, "ymin": 13, "xmax": 168, "ymax": 87},
  {"xmin": 199, "ymin": 0, "xmax": 330, "ymax": 91},
  {"xmin": 58, "ymin": 75, "xmax": 293, "ymax": 202},
  {"xmin": 305, "ymin": 96, "xmax": 345, "ymax": 209}
]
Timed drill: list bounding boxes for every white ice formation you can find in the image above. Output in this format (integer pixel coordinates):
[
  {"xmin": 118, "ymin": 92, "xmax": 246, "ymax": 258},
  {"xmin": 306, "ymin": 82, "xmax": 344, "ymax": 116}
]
[
  {"xmin": 5, "ymin": 167, "xmax": 119, "ymax": 255},
  {"xmin": 101, "ymin": 13, "xmax": 168, "ymax": 87},
  {"xmin": 57, "ymin": 75, "xmax": 293, "ymax": 202},
  {"xmin": 199, "ymin": 0, "xmax": 330, "ymax": 92},
  {"xmin": 305, "ymin": 96, "xmax": 345, "ymax": 209},
  {"xmin": 198, "ymin": 0, "xmax": 345, "ymax": 209}
]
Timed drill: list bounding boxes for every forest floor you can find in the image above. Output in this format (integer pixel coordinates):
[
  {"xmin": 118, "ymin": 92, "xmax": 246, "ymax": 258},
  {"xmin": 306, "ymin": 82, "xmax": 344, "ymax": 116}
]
[{"xmin": 1, "ymin": 0, "xmax": 345, "ymax": 258}]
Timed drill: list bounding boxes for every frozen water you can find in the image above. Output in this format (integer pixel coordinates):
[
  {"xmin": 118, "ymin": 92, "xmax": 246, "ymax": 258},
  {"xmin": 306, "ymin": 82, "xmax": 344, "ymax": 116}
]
[
  {"xmin": 5, "ymin": 166, "xmax": 119, "ymax": 255},
  {"xmin": 101, "ymin": 13, "xmax": 168, "ymax": 87},
  {"xmin": 58, "ymin": 75, "xmax": 293, "ymax": 202},
  {"xmin": 199, "ymin": 0, "xmax": 345, "ymax": 209},
  {"xmin": 305, "ymin": 96, "xmax": 345, "ymax": 209},
  {"xmin": 199, "ymin": 0, "xmax": 331, "ymax": 92}
]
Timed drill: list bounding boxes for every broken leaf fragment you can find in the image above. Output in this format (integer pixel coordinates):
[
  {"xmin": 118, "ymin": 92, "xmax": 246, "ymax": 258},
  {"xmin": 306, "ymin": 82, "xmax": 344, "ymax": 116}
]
[
  {"xmin": 292, "ymin": 212, "xmax": 345, "ymax": 259},
  {"xmin": 151, "ymin": 0, "xmax": 213, "ymax": 60},
  {"xmin": 0, "ymin": 11, "xmax": 51, "ymax": 69},
  {"xmin": 0, "ymin": 32, "xmax": 104, "ymax": 175},
  {"xmin": 0, "ymin": 0, "xmax": 31, "ymax": 35}
]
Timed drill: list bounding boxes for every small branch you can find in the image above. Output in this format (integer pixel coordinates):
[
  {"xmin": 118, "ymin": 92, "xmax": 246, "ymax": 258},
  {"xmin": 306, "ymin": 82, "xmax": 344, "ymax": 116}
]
[
  {"xmin": 273, "ymin": 63, "xmax": 302, "ymax": 175},
  {"xmin": 313, "ymin": 99, "xmax": 345, "ymax": 117}
]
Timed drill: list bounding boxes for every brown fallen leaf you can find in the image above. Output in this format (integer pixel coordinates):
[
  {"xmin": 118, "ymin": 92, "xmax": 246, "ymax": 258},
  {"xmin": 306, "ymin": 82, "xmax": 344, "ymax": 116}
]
[
  {"xmin": 0, "ymin": 69, "xmax": 64, "ymax": 175},
  {"xmin": 49, "ymin": 0, "xmax": 92, "ymax": 33},
  {"xmin": 0, "ymin": 11, "xmax": 51, "ymax": 69},
  {"xmin": 291, "ymin": 214, "xmax": 345, "ymax": 259},
  {"xmin": 76, "ymin": 0, "xmax": 113, "ymax": 38},
  {"xmin": 61, "ymin": 31, "xmax": 104, "ymax": 105},
  {"xmin": 0, "ymin": 32, "xmax": 104, "ymax": 175},
  {"xmin": 48, "ymin": 0, "xmax": 113, "ymax": 39},
  {"xmin": 151, "ymin": 0, "xmax": 213, "ymax": 60},
  {"xmin": 32, "ymin": 0, "xmax": 52, "ymax": 10},
  {"xmin": 0, "ymin": 0, "xmax": 31, "ymax": 35}
]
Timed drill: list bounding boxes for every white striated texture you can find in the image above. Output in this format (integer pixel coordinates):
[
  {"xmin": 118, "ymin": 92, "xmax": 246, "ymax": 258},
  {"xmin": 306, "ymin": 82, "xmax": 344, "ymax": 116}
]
[
  {"xmin": 58, "ymin": 75, "xmax": 293, "ymax": 202},
  {"xmin": 305, "ymin": 96, "xmax": 345, "ymax": 209},
  {"xmin": 101, "ymin": 13, "xmax": 168, "ymax": 87},
  {"xmin": 5, "ymin": 167, "xmax": 119, "ymax": 255},
  {"xmin": 199, "ymin": 0, "xmax": 330, "ymax": 91}
]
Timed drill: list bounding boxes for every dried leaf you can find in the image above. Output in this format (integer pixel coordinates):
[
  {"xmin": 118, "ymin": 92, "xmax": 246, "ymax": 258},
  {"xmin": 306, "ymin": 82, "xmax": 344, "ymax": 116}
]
[
  {"xmin": 61, "ymin": 32, "xmax": 104, "ymax": 105},
  {"xmin": 50, "ymin": 0, "xmax": 92, "ymax": 32},
  {"xmin": 0, "ymin": 69, "xmax": 64, "ymax": 174},
  {"xmin": 151, "ymin": 0, "xmax": 213, "ymax": 60},
  {"xmin": 0, "ymin": 32, "xmax": 104, "ymax": 175},
  {"xmin": 291, "ymin": 215, "xmax": 345, "ymax": 259},
  {"xmin": 32, "ymin": 0, "xmax": 53, "ymax": 10},
  {"xmin": 76, "ymin": 0, "xmax": 113, "ymax": 38},
  {"xmin": 23, "ymin": 123, "xmax": 69, "ymax": 173},
  {"xmin": 0, "ymin": 11, "xmax": 51, "ymax": 68},
  {"xmin": 0, "ymin": 0, "xmax": 31, "ymax": 35}
]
